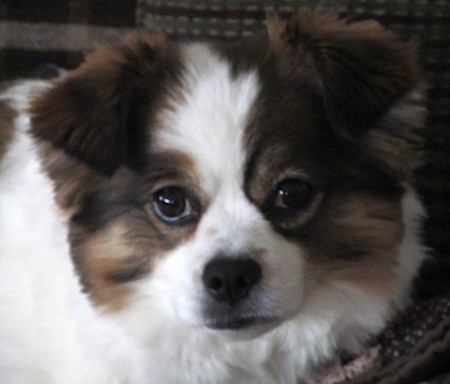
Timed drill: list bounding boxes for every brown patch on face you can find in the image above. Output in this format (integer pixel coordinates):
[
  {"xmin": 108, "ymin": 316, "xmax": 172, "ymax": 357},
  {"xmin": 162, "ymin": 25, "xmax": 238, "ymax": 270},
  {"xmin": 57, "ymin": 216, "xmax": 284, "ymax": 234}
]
[
  {"xmin": 65, "ymin": 150, "xmax": 205, "ymax": 309},
  {"xmin": 39, "ymin": 140, "xmax": 203, "ymax": 310},
  {"xmin": 72, "ymin": 217, "xmax": 167, "ymax": 310},
  {"xmin": 243, "ymin": 137, "xmax": 404, "ymax": 298},
  {"xmin": 0, "ymin": 100, "xmax": 16, "ymax": 160},
  {"xmin": 304, "ymin": 194, "xmax": 403, "ymax": 296}
]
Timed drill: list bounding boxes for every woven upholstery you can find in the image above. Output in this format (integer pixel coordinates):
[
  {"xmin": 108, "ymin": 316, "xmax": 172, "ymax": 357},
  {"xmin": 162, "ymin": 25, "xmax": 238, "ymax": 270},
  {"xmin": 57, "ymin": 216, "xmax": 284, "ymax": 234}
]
[{"xmin": 0, "ymin": 0, "xmax": 136, "ymax": 78}]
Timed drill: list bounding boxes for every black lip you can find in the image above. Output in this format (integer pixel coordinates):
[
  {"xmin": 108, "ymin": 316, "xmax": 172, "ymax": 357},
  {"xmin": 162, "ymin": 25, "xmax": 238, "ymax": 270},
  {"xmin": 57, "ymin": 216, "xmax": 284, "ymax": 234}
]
[{"xmin": 205, "ymin": 316, "xmax": 274, "ymax": 330}]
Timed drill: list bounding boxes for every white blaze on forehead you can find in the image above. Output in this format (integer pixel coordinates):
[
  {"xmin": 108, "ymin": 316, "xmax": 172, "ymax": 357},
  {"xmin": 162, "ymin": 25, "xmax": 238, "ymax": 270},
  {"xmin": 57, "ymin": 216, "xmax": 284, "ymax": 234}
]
[
  {"xmin": 154, "ymin": 43, "xmax": 260, "ymax": 196},
  {"xmin": 140, "ymin": 46, "xmax": 307, "ymax": 334}
]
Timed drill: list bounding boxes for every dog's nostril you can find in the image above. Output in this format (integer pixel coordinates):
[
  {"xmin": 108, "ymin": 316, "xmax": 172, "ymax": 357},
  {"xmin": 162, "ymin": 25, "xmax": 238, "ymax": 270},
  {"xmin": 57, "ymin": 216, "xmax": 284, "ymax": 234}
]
[
  {"xmin": 208, "ymin": 277, "xmax": 224, "ymax": 291},
  {"xmin": 202, "ymin": 257, "xmax": 262, "ymax": 306},
  {"xmin": 236, "ymin": 276, "xmax": 246, "ymax": 288}
]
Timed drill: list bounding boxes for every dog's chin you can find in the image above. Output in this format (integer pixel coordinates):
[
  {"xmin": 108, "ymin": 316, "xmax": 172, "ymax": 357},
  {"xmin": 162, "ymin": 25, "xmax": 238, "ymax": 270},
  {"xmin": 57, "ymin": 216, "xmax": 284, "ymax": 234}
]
[{"xmin": 204, "ymin": 317, "xmax": 282, "ymax": 341}]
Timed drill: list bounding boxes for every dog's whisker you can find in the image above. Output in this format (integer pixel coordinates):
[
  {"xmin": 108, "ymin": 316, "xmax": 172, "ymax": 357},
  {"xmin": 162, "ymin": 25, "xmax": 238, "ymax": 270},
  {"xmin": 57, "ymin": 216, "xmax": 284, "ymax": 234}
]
[{"xmin": 319, "ymin": 280, "xmax": 381, "ymax": 317}]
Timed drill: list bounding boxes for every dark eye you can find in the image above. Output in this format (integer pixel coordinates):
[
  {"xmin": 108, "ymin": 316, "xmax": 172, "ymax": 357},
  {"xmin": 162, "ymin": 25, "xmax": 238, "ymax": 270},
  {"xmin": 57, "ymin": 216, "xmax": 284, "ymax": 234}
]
[
  {"xmin": 151, "ymin": 187, "xmax": 197, "ymax": 224},
  {"xmin": 273, "ymin": 179, "xmax": 315, "ymax": 210}
]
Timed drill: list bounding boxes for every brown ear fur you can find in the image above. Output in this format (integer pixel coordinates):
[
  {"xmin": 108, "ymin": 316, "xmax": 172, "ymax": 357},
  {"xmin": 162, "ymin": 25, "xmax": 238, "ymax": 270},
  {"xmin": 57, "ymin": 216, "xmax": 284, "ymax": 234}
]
[
  {"xmin": 31, "ymin": 32, "xmax": 176, "ymax": 176},
  {"xmin": 267, "ymin": 10, "xmax": 421, "ymax": 139},
  {"xmin": 267, "ymin": 10, "xmax": 425, "ymax": 180}
]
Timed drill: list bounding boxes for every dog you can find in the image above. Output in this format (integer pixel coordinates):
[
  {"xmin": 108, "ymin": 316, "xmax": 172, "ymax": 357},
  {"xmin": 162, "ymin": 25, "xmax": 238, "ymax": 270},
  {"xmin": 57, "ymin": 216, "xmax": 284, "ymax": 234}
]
[{"xmin": 0, "ymin": 10, "xmax": 428, "ymax": 384}]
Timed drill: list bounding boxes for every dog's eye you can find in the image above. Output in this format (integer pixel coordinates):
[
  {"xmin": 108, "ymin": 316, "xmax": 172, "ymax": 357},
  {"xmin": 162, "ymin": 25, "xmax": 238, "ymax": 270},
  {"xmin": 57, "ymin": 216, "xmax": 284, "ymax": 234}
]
[
  {"xmin": 151, "ymin": 187, "xmax": 197, "ymax": 224},
  {"xmin": 273, "ymin": 179, "xmax": 315, "ymax": 210}
]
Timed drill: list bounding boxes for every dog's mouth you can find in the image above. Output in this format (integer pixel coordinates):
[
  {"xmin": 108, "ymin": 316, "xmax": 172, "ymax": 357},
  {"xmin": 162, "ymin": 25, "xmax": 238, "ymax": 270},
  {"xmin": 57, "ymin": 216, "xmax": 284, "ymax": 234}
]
[{"xmin": 204, "ymin": 316, "xmax": 277, "ymax": 331}]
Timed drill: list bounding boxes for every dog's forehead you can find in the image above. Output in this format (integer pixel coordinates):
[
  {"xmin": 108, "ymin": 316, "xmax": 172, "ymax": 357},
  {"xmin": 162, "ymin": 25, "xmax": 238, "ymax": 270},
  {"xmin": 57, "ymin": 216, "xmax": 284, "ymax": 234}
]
[{"xmin": 153, "ymin": 43, "xmax": 260, "ymax": 196}]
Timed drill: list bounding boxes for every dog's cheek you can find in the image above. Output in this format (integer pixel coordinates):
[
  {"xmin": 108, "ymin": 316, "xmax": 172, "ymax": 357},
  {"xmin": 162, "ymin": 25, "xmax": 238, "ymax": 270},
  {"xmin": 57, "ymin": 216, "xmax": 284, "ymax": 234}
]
[
  {"xmin": 70, "ymin": 219, "xmax": 168, "ymax": 311},
  {"xmin": 303, "ymin": 195, "xmax": 404, "ymax": 299}
]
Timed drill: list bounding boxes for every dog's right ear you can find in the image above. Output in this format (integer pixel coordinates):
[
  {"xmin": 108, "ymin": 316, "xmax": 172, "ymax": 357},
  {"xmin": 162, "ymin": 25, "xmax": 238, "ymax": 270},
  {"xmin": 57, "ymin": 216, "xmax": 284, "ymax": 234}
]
[
  {"xmin": 31, "ymin": 32, "xmax": 177, "ymax": 176},
  {"xmin": 266, "ymin": 10, "xmax": 421, "ymax": 139},
  {"xmin": 266, "ymin": 10, "xmax": 425, "ymax": 179}
]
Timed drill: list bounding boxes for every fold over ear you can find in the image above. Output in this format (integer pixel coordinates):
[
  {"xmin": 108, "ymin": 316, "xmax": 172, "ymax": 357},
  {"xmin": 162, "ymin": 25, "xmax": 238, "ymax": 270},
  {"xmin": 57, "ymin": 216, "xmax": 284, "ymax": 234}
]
[
  {"xmin": 31, "ymin": 32, "xmax": 176, "ymax": 176},
  {"xmin": 267, "ymin": 10, "xmax": 421, "ymax": 139}
]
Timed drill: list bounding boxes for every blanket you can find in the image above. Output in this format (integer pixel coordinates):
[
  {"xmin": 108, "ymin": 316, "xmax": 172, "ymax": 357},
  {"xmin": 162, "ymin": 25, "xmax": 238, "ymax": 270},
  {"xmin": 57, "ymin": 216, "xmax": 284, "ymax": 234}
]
[{"xmin": 306, "ymin": 294, "xmax": 450, "ymax": 384}]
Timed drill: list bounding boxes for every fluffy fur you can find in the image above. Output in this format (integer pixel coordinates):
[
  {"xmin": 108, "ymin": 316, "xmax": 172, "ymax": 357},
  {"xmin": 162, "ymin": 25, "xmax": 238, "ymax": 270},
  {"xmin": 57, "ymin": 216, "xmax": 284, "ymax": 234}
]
[{"xmin": 0, "ymin": 11, "xmax": 427, "ymax": 384}]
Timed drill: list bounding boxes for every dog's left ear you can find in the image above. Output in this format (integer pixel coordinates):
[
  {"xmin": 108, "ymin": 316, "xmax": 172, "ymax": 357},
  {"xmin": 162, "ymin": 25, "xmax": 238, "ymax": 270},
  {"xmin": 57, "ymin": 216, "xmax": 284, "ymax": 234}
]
[
  {"xmin": 31, "ymin": 32, "xmax": 176, "ymax": 176},
  {"xmin": 267, "ymin": 10, "xmax": 425, "ymax": 177}
]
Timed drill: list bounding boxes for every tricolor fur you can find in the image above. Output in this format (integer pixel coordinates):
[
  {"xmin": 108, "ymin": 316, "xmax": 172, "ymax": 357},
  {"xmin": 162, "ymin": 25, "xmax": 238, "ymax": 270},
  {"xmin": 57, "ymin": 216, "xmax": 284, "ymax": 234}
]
[{"xmin": 0, "ymin": 11, "xmax": 427, "ymax": 384}]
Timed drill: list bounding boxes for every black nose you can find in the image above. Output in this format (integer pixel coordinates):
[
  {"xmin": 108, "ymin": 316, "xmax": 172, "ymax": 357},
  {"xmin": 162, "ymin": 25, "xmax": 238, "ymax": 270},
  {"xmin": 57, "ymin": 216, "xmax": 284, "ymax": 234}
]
[{"xmin": 202, "ymin": 257, "xmax": 262, "ymax": 306}]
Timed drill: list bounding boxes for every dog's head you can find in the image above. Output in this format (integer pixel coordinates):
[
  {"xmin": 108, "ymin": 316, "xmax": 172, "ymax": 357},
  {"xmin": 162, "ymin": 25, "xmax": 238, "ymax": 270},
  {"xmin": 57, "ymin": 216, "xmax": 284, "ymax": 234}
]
[{"xmin": 31, "ymin": 11, "xmax": 424, "ymax": 341}]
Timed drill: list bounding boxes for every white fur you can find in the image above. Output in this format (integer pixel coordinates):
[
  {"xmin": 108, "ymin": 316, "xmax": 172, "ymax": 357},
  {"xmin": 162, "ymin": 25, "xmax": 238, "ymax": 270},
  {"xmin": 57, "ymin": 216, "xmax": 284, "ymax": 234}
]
[
  {"xmin": 0, "ymin": 83, "xmax": 146, "ymax": 384},
  {"xmin": 0, "ymin": 48, "xmax": 428, "ymax": 384},
  {"xmin": 155, "ymin": 43, "xmax": 257, "ymax": 196}
]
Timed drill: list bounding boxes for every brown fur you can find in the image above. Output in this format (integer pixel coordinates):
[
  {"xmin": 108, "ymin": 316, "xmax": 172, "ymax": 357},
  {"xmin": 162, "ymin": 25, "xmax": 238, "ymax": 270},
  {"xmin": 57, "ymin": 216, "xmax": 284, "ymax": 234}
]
[
  {"xmin": 72, "ymin": 219, "xmax": 153, "ymax": 309},
  {"xmin": 305, "ymin": 195, "xmax": 403, "ymax": 294},
  {"xmin": 363, "ymin": 87, "xmax": 426, "ymax": 180},
  {"xmin": 0, "ymin": 101, "xmax": 16, "ymax": 160},
  {"xmin": 31, "ymin": 32, "xmax": 182, "ymax": 176},
  {"xmin": 265, "ymin": 10, "xmax": 420, "ymax": 139},
  {"xmin": 66, "ymin": 151, "xmax": 202, "ymax": 308}
]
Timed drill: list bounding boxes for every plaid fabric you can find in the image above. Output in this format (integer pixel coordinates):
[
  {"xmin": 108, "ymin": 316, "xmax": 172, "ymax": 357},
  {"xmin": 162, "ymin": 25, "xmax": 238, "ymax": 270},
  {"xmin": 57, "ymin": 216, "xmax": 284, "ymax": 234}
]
[
  {"xmin": 304, "ymin": 293, "xmax": 450, "ymax": 384},
  {"xmin": 0, "ymin": 0, "xmax": 136, "ymax": 79},
  {"xmin": 136, "ymin": 0, "xmax": 450, "ymax": 40}
]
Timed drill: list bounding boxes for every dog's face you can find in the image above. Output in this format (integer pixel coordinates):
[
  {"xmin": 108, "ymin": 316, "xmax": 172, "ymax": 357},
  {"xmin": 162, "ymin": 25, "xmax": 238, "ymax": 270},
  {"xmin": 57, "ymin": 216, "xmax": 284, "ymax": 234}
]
[{"xmin": 31, "ymin": 12, "xmax": 424, "ymax": 340}]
